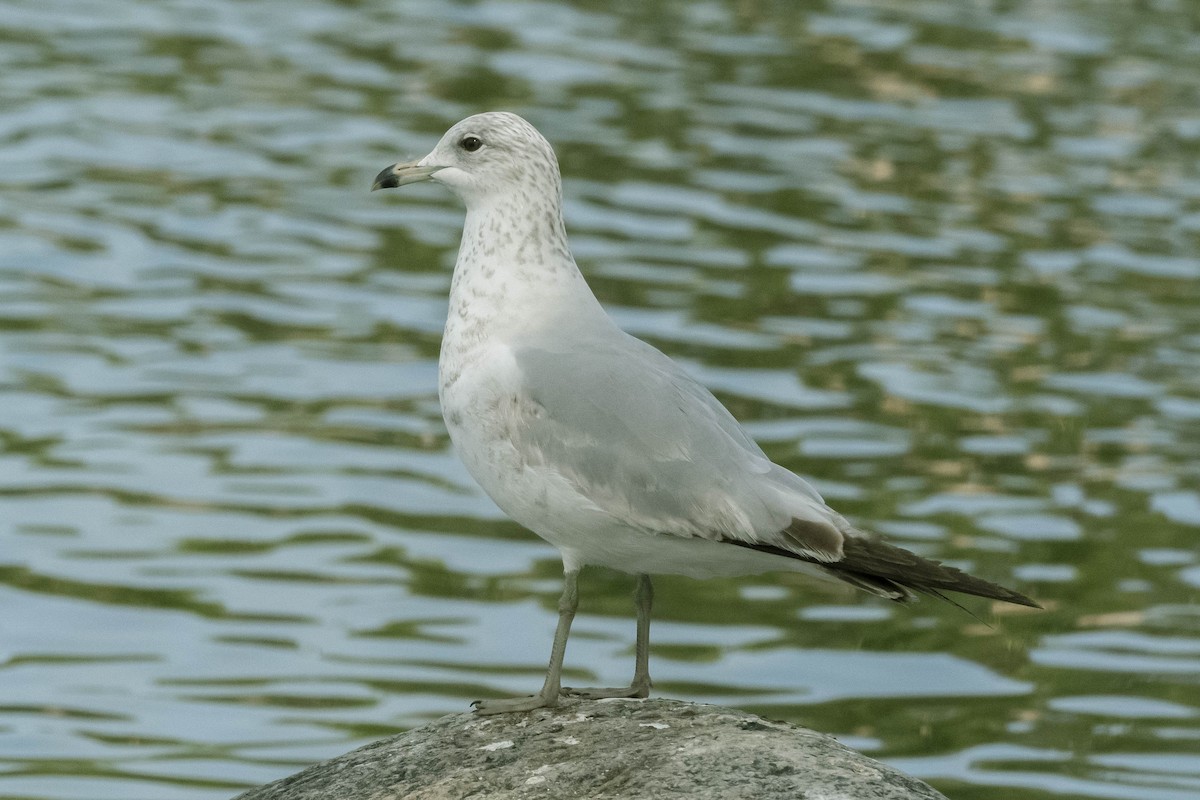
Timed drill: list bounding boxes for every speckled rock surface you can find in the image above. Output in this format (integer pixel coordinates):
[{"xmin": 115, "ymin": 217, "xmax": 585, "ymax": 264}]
[{"xmin": 232, "ymin": 698, "xmax": 947, "ymax": 800}]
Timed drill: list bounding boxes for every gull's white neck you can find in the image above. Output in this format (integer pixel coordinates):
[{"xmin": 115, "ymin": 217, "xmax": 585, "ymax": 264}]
[
  {"xmin": 439, "ymin": 186, "xmax": 609, "ymax": 393},
  {"xmin": 446, "ymin": 188, "xmax": 604, "ymax": 340}
]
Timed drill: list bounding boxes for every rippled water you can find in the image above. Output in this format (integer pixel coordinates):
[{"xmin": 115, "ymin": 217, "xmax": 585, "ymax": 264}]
[{"xmin": 3, "ymin": 0, "xmax": 1199, "ymax": 798}]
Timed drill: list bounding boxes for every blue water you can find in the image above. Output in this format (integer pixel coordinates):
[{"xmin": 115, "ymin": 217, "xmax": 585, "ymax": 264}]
[{"xmin": 2, "ymin": 0, "xmax": 1199, "ymax": 798}]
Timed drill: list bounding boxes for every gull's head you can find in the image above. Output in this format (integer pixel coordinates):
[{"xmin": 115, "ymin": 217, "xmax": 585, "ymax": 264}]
[{"xmin": 372, "ymin": 112, "xmax": 561, "ymax": 206}]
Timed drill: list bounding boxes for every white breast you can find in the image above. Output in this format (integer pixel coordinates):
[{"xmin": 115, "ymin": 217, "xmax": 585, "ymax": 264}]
[{"xmin": 439, "ymin": 339, "xmax": 603, "ymax": 554}]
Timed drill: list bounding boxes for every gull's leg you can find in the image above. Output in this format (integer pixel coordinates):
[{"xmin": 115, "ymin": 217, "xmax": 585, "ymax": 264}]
[
  {"xmin": 473, "ymin": 569, "xmax": 579, "ymax": 715},
  {"xmin": 563, "ymin": 573, "xmax": 653, "ymax": 700},
  {"xmin": 630, "ymin": 572, "xmax": 653, "ymax": 694}
]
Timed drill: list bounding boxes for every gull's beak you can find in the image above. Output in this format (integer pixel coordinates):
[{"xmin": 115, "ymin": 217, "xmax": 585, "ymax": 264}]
[{"xmin": 372, "ymin": 159, "xmax": 443, "ymax": 191}]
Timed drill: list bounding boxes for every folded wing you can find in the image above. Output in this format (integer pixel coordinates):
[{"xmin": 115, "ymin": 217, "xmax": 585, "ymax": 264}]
[
  {"xmin": 512, "ymin": 331, "xmax": 1037, "ymax": 608},
  {"xmin": 513, "ymin": 332, "xmax": 845, "ymax": 562}
]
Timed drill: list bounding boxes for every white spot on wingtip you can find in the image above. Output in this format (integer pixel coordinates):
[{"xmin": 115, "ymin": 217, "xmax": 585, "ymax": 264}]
[{"xmin": 639, "ymin": 722, "xmax": 670, "ymax": 730}]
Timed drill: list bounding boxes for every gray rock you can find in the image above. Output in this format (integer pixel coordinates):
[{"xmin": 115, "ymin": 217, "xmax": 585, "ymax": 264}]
[{"xmin": 233, "ymin": 698, "xmax": 947, "ymax": 800}]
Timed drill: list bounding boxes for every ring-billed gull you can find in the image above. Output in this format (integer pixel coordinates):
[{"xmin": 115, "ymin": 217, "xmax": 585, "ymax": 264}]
[{"xmin": 373, "ymin": 112, "xmax": 1038, "ymax": 715}]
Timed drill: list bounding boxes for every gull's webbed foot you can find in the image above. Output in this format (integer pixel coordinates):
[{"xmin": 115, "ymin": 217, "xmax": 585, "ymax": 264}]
[
  {"xmin": 471, "ymin": 690, "xmax": 558, "ymax": 715},
  {"xmin": 561, "ymin": 678, "xmax": 650, "ymax": 700}
]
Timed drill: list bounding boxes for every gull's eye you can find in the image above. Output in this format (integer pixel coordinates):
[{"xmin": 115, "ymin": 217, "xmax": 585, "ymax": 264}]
[{"xmin": 459, "ymin": 136, "xmax": 483, "ymax": 152}]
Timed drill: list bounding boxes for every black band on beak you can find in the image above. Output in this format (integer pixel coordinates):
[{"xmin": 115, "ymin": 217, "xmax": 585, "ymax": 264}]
[{"xmin": 373, "ymin": 166, "xmax": 401, "ymax": 191}]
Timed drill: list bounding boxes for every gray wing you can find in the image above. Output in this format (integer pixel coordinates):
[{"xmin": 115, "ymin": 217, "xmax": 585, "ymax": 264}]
[
  {"xmin": 511, "ymin": 332, "xmax": 1039, "ymax": 608},
  {"xmin": 512, "ymin": 332, "xmax": 846, "ymax": 561}
]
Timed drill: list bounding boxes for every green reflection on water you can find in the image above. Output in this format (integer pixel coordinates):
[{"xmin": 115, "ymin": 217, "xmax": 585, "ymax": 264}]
[{"xmin": 3, "ymin": 0, "xmax": 1200, "ymax": 798}]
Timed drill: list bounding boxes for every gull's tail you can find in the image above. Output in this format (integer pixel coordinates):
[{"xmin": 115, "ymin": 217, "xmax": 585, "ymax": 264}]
[
  {"xmin": 733, "ymin": 527, "xmax": 1040, "ymax": 609},
  {"xmin": 829, "ymin": 533, "xmax": 1040, "ymax": 608}
]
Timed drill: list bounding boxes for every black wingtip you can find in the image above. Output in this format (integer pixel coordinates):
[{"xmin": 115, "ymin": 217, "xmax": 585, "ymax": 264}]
[
  {"xmin": 1000, "ymin": 591, "xmax": 1043, "ymax": 610},
  {"xmin": 726, "ymin": 534, "xmax": 1042, "ymax": 611}
]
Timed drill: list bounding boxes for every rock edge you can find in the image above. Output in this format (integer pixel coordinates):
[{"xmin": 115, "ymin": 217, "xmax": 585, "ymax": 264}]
[{"xmin": 233, "ymin": 698, "xmax": 947, "ymax": 800}]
